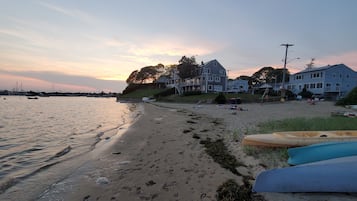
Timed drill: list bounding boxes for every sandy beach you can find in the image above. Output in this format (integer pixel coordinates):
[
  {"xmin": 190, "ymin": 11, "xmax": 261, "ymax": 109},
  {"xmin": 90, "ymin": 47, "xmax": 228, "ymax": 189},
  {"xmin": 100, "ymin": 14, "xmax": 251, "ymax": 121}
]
[{"xmin": 61, "ymin": 100, "xmax": 357, "ymax": 201}]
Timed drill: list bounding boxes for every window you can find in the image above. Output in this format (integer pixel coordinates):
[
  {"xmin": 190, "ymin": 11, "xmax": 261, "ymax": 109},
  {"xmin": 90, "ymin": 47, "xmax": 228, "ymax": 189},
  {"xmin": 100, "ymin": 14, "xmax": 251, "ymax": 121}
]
[
  {"xmin": 208, "ymin": 85, "xmax": 213, "ymax": 90},
  {"xmin": 208, "ymin": 76, "xmax": 213, "ymax": 81},
  {"xmin": 215, "ymin": 76, "xmax": 221, "ymax": 82},
  {"xmin": 296, "ymin": 74, "xmax": 305, "ymax": 80},
  {"xmin": 311, "ymin": 73, "xmax": 320, "ymax": 78}
]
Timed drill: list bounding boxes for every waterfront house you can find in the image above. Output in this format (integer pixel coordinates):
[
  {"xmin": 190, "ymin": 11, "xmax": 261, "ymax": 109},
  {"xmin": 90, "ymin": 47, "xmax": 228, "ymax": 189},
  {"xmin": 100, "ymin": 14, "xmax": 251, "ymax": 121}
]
[
  {"xmin": 288, "ymin": 64, "xmax": 357, "ymax": 99},
  {"xmin": 167, "ymin": 59, "xmax": 228, "ymax": 94},
  {"xmin": 199, "ymin": 59, "xmax": 227, "ymax": 93}
]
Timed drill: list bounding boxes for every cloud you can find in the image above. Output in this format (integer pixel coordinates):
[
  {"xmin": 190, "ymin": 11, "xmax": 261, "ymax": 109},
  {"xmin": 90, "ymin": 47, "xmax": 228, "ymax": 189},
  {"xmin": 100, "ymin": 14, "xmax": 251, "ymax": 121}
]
[{"xmin": 37, "ymin": 1, "xmax": 98, "ymax": 24}]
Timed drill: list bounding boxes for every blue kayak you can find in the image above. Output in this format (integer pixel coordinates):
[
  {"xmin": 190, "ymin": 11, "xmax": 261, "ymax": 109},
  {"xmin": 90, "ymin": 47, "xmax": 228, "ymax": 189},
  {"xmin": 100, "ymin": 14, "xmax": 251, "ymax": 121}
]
[
  {"xmin": 253, "ymin": 155, "xmax": 357, "ymax": 192},
  {"xmin": 288, "ymin": 141, "xmax": 357, "ymax": 165}
]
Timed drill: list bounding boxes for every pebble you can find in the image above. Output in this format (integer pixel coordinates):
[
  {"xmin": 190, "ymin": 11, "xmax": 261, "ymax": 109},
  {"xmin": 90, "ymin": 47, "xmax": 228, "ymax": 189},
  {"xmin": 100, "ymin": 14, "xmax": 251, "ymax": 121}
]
[{"xmin": 96, "ymin": 177, "xmax": 110, "ymax": 185}]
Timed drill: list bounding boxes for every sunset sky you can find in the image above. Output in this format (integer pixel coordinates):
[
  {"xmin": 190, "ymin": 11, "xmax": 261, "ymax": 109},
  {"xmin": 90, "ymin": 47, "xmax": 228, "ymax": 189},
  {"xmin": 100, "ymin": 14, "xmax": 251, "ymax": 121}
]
[{"xmin": 1, "ymin": 0, "xmax": 357, "ymax": 92}]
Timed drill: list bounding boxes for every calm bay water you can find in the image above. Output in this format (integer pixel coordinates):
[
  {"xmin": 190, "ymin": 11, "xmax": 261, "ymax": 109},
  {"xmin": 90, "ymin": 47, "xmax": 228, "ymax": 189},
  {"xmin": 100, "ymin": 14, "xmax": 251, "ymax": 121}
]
[{"xmin": 0, "ymin": 96, "xmax": 140, "ymax": 200}]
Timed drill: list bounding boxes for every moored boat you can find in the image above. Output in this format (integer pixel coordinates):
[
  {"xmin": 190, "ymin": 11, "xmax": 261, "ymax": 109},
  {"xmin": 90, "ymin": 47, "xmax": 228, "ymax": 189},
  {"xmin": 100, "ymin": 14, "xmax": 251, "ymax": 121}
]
[{"xmin": 242, "ymin": 130, "xmax": 357, "ymax": 147}]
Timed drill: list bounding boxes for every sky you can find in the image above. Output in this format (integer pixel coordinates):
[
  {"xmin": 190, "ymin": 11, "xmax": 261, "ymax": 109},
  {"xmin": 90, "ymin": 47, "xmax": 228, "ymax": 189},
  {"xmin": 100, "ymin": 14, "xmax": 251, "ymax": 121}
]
[{"xmin": 1, "ymin": 0, "xmax": 357, "ymax": 93}]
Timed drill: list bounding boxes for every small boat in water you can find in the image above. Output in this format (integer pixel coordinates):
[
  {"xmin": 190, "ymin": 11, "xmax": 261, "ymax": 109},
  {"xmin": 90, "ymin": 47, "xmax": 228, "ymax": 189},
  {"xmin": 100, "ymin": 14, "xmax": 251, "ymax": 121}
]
[
  {"xmin": 27, "ymin": 96, "xmax": 39, "ymax": 100},
  {"xmin": 253, "ymin": 155, "xmax": 357, "ymax": 192},
  {"xmin": 242, "ymin": 130, "xmax": 357, "ymax": 147},
  {"xmin": 288, "ymin": 141, "xmax": 357, "ymax": 165}
]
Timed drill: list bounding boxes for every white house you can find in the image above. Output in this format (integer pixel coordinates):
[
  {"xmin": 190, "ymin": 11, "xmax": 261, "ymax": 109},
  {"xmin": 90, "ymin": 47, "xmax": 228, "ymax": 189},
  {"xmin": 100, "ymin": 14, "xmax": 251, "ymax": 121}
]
[
  {"xmin": 288, "ymin": 64, "xmax": 357, "ymax": 99},
  {"xmin": 227, "ymin": 79, "xmax": 249, "ymax": 93}
]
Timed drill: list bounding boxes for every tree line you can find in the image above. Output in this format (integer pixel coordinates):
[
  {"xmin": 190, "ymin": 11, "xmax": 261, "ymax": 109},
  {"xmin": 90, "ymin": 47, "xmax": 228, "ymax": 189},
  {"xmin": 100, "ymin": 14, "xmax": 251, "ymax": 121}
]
[{"xmin": 125, "ymin": 56, "xmax": 291, "ymax": 87}]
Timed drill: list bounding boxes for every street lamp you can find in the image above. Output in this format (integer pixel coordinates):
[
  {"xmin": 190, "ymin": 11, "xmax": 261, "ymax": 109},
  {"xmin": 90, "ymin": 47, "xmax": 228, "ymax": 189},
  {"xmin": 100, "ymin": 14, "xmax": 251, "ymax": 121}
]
[{"xmin": 280, "ymin": 43, "xmax": 294, "ymax": 101}]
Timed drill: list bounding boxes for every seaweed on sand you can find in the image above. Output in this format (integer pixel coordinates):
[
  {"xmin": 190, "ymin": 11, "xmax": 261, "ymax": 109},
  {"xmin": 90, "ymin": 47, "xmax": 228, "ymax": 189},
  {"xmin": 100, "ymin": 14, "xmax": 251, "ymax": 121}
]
[
  {"xmin": 216, "ymin": 179, "xmax": 252, "ymax": 201},
  {"xmin": 200, "ymin": 138, "xmax": 243, "ymax": 176},
  {"xmin": 201, "ymin": 138, "xmax": 264, "ymax": 201}
]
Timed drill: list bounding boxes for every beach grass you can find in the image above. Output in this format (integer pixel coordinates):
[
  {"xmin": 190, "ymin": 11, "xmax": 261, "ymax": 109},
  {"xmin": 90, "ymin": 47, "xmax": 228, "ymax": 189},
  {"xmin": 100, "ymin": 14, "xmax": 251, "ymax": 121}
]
[{"xmin": 256, "ymin": 116, "xmax": 357, "ymax": 133}]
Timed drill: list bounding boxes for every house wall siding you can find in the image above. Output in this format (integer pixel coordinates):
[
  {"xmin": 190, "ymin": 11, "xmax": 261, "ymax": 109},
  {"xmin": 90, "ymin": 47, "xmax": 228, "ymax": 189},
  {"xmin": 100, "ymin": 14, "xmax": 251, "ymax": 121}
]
[{"xmin": 289, "ymin": 64, "xmax": 357, "ymax": 98}]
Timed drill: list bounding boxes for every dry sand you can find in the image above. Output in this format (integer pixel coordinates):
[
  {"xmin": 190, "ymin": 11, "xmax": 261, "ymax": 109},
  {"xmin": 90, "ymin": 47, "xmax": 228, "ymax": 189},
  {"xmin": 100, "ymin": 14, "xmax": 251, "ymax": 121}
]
[{"xmin": 62, "ymin": 100, "xmax": 357, "ymax": 201}]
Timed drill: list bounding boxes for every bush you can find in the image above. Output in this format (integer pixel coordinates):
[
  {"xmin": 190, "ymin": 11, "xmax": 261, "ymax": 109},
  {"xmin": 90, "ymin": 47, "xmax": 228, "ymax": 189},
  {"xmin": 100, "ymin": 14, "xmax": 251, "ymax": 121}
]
[
  {"xmin": 298, "ymin": 88, "xmax": 313, "ymax": 99},
  {"xmin": 336, "ymin": 87, "xmax": 357, "ymax": 106},
  {"xmin": 183, "ymin": 91, "xmax": 202, "ymax": 96},
  {"xmin": 285, "ymin": 89, "xmax": 296, "ymax": 100},
  {"xmin": 215, "ymin": 92, "xmax": 227, "ymax": 104},
  {"xmin": 154, "ymin": 87, "xmax": 175, "ymax": 98}
]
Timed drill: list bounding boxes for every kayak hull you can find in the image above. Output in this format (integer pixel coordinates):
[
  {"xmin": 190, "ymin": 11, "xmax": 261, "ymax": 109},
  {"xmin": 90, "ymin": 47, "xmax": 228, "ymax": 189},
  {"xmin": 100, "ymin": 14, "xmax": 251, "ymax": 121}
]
[
  {"xmin": 288, "ymin": 141, "xmax": 357, "ymax": 165},
  {"xmin": 253, "ymin": 156, "xmax": 357, "ymax": 192}
]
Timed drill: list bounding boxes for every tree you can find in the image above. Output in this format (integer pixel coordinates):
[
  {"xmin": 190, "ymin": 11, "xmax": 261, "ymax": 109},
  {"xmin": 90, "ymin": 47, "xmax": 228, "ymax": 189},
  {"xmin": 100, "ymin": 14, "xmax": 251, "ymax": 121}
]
[
  {"xmin": 267, "ymin": 68, "xmax": 290, "ymax": 83},
  {"xmin": 126, "ymin": 70, "xmax": 139, "ymax": 84},
  {"xmin": 126, "ymin": 64, "xmax": 166, "ymax": 84},
  {"xmin": 252, "ymin": 66, "xmax": 274, "ymax": 84},
  {"xmin": 177, "ymin": 56, "xmax": 199, "ymax": 79},
  {"xmin": 251, "ymin": 66, "xmax": 290, "ymax": 86}
]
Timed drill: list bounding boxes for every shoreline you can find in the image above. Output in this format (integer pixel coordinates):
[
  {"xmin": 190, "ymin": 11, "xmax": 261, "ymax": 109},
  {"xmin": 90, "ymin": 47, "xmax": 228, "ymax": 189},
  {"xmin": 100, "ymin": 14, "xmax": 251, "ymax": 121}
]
[
  {"xmin": 45, "ymin": 101, "xmax": 356, "ymax": 201},
  {"xmin": 60, "ymin": 102, "xmax": 241, "ymax": 200}
]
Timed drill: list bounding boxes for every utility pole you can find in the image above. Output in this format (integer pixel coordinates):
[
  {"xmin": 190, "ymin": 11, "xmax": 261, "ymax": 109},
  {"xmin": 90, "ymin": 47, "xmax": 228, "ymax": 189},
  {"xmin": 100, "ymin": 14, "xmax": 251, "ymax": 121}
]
[{"xmin": 280, "ymin": 43, "xmax": 294, "ymax": 101}]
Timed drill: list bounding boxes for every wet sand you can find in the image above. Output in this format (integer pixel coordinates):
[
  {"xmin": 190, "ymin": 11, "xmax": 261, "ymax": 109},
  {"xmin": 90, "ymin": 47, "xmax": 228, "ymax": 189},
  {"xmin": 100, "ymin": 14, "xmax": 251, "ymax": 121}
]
[{"xmin": 61, "ymin": 101, "xmax": 357, "ymax": 201}]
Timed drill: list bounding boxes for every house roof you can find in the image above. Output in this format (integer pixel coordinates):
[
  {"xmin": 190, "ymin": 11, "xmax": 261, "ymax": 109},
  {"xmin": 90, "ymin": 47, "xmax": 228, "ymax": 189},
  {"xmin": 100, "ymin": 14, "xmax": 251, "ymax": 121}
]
[
  {"xmin": 201, "ymin": 59, "xmax": 226, "ymax": 74},
  {"xmin": 295, "ymin": 64, "xmax": 347, "ymax": 74}
]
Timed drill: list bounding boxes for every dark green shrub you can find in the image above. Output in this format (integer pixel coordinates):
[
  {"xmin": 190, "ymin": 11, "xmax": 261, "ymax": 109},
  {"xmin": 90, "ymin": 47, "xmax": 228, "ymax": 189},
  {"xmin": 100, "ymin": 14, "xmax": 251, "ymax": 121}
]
[
  {"xmin": 154, "ymin": 87, "xmax": 175, "ymax": 98},
  {"xmin": 214, "ymin": 92, "xmax": 227, "ymax": 104},
  {"xmin": 183, "ymin": 91, "xmax": 202, "ymax": 96},
  {"xmin": 336, "ymin": 87, "xmax": 357, "ymax": 106},
  {"xmin": 298, "ymin": 88, "xmax": 313, "ymax": 98}
]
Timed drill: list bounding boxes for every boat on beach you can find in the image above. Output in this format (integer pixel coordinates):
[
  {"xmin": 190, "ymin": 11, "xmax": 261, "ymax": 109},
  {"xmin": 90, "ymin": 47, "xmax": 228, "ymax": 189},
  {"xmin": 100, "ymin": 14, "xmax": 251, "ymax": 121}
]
[
  {"xmin": 242, "ymin": 130, "xmax": 357, "ymax": 147},
  {"xmin": 253, "ymin": 155, "xmax": 357, "ymax": 193},
  {"xmin": 288, "ymin": 141, "xmax": 357, "ymax": 165}
]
